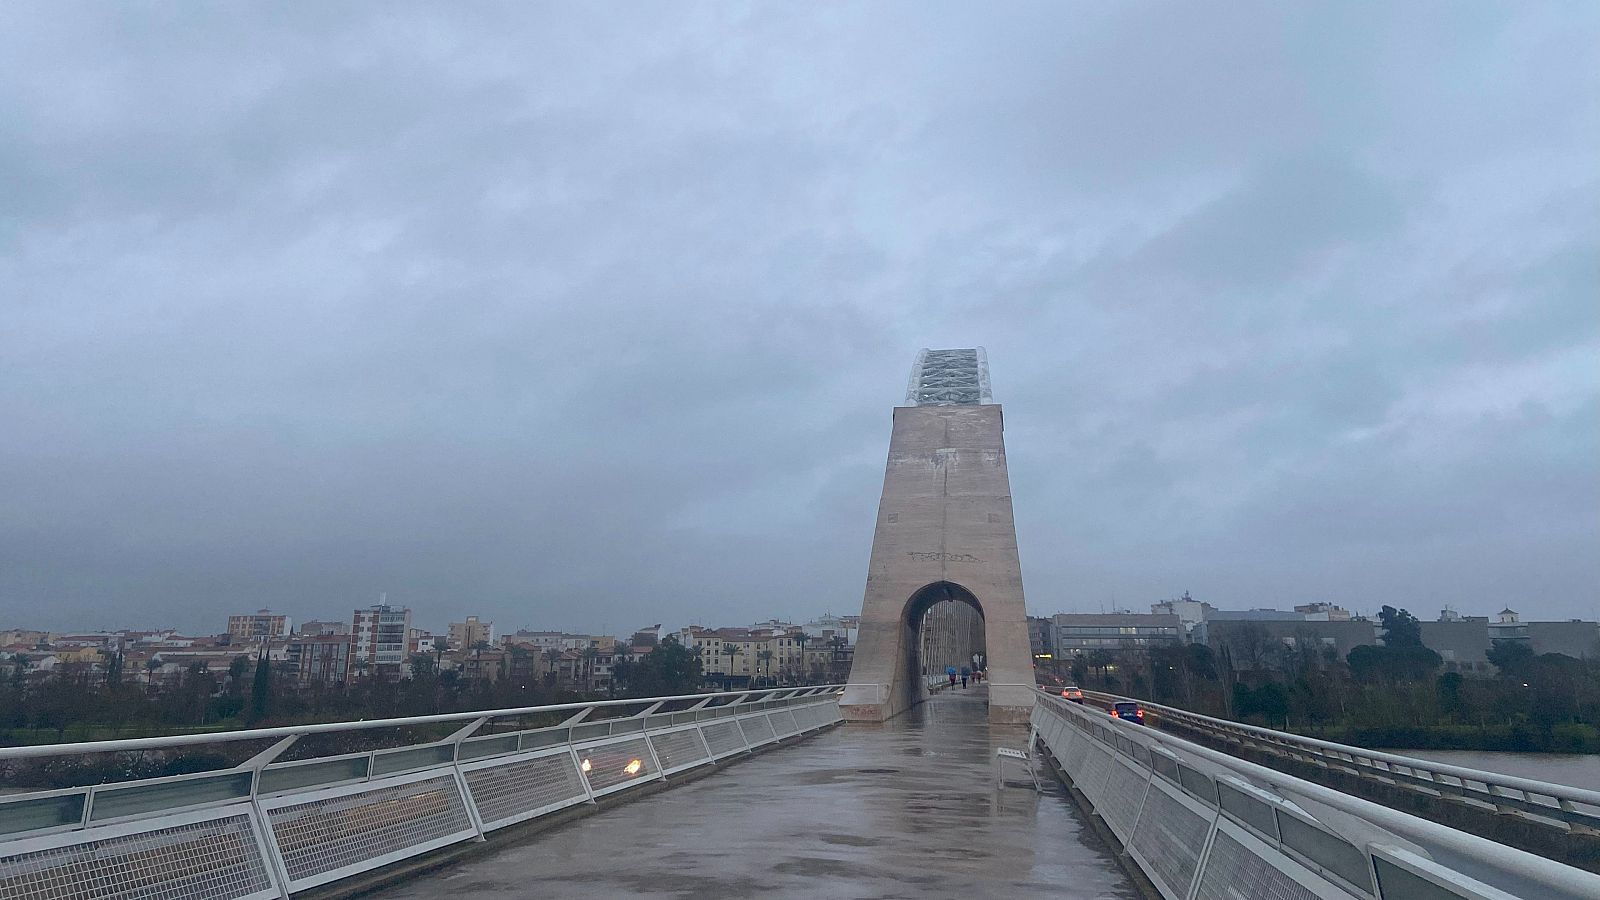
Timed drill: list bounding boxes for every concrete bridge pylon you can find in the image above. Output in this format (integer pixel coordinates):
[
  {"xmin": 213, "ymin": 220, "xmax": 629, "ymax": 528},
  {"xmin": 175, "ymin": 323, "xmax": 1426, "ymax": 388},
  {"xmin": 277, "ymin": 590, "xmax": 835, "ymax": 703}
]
[{"xmin": 840, "ymin": 349, "xmax": 1035, "ymax": 724}]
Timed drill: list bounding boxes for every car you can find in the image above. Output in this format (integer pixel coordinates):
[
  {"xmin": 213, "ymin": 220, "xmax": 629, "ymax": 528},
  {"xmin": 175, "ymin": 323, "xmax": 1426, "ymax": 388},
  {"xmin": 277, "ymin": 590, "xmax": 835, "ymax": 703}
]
[
  {"xmin": 1111, "ymin": 700, "xmax": 1145, "ymax": 724},
  {"xmin": 1060, "ymin": 686, "xmax": 1085, "ymax": 702}
]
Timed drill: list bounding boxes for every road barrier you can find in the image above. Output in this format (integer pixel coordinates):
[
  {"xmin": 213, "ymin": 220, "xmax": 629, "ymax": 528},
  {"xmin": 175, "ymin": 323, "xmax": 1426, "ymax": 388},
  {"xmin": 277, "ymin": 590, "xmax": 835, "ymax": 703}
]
[{"xmin": 1033, "ymin": 688, "xmax": 1600, "ymax": 900}]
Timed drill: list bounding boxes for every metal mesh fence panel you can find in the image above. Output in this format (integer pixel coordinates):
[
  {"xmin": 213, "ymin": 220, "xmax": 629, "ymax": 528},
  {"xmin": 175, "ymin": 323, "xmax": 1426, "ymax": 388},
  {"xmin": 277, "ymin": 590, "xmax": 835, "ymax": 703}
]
[
  {"xmin": 0, "ymin": 810, "xmax": 274, "ymax": 900},
  {"xmin": 1078, "ymin": 743, "xmax": 1115, "ymax": 807},
  {"xmin": 1129, "ymin": 781, "xmax": 1213, "ymax": 900},
  {"xmin": 738, "ymin": 715, "xmax": 777, "ymax": 747},
  {"xmin": 463, "ymin": 750, "xmax": 588, "ymax": 830},
  {"xmin": 576, "ymin": 737, "xmax": 659, "ymax": 795},
  {"xmin": 1101, "ymin": 758, "xmax": 1152, "ymax": 845},
  {"xmin": 792, "ymin": 703, "xmax": 820, "ymax": 730},
  {"xmin": 266, "ymin": 773, "xmax": 474, "ymax": 889},
  {"xmin": 767, "ymin": 709, "xmax": 799, "ymax": 737},
  {"xmin": 649, "ymin": 728, "xmax": 711, "ymax": 774},
  {"xmin": 701, "ymin": 721, "xmax": 747, "ymax": 759},
  {"xmin": 1195, "ymin": 825, "xmax": 1332, "ymax": 900}
]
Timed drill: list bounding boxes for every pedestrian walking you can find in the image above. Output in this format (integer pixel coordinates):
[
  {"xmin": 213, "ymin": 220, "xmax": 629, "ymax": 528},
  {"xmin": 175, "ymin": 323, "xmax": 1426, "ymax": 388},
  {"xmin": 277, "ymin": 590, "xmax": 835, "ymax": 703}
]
[
  {"xmin": 960, "ymin": 666, "xmax": 970, "ymax": 689},
  {"xmin": 946, "ymin": 664, "xmax": 957, "ymax": 688}
]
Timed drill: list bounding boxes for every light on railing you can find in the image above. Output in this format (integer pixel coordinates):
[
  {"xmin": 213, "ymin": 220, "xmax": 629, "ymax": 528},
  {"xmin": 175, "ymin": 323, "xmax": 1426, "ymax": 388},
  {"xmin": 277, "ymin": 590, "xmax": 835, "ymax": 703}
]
[
  {"xmin": 623, "ymin": 758, "xmax": 643, "ymax": 776},
  {"xmin": 580, "ymin": 758, "xmax": 592, "ymax": 773}
]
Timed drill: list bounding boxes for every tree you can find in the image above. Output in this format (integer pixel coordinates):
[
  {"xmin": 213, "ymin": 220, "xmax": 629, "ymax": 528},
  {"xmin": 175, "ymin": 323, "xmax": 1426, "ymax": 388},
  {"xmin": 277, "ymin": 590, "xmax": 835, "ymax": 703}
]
[
  {"xmin": 409, "ymin": 654, "xmax": 437, "ymax": 680},
  {"xmin": 247, "ymin": 657, "xmax": 272, "ymax": 725},
  {"xmin": 1069, "ymin": 654, "xmax": 1088, "ymax": 685},
  {"xmin": 1378, "ymin": 606, "xmax": 1424, "ymax": 648},
  {"xmin": 543, "ymin": 648, "xmax": 564, "ymax": 687},
  {"xmin": 1487, "ymin": 640, "xmax": 1535, "ymax": 677},
  {"xmin": 227, "ymin": 655, "xmax": 249, "ymax": 693},
  {"xmin": 720, "ymin": 643, "xmax": 742, "ymax": 687},
  {"xmin": 104, "ymin": 650, "xmax": 124, "ymax": 689},
  {"xmin": 619, "ymin": 637, "xmax": 701, "ymax": 697},
  {"xmin": 1223, "ymin": 624, "xmax": 1270, "ymax": 671},
  {"xmin": 791, "ymin": 633, "xmax": 811, "ymax": 682},
  {"xmin": 580, "ymin": 646, "xmax": 600, "ymax": 692},
  {"xmin": 1085, "ymin": 649, "xmax": 1115, "ymax": 681},
  {"xmin": 757, "ymin": 649, "xmax": 774, "ymax": 685}
]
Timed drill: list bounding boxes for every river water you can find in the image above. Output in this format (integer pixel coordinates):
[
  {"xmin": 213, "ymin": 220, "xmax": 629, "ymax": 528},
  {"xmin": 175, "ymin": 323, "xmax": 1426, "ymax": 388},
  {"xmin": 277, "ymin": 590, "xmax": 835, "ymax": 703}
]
[{"xmin": 1403, "ymin": 749, "xmax": 1600, "ymax": 792}]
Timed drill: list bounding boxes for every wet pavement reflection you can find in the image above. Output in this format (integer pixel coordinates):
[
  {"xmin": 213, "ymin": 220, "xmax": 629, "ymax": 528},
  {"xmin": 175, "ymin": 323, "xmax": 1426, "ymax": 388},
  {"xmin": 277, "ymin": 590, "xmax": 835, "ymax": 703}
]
[{"xmin": 378, "ymin": 687, "xmax": 1138, "ymax": 899}]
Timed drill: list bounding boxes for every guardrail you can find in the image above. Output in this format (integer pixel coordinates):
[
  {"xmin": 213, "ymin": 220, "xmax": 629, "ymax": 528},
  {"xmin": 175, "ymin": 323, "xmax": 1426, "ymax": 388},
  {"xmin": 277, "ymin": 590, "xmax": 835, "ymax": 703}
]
[
  {"xmin": 1033, "ymin": 688, "xmax": 1600, "ymax": 900},
  {"xmin": 1079, "ymin": 689, "xmax": 1600, "ymax": 838},
  {"xmin": 0, "ymin": 685, "xmax": 845, "ymax": 898}
]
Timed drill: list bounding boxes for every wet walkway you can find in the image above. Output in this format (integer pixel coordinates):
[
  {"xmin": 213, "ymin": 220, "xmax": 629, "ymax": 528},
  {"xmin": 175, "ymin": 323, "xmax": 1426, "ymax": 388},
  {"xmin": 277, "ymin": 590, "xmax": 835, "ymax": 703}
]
[{"xmin": 377, "ymin": 687, "xmax": 1137, "ymax": 899}]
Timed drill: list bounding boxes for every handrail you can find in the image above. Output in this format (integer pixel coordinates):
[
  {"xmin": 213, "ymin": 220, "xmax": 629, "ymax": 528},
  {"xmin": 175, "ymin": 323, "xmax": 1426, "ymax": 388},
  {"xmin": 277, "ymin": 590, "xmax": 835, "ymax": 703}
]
[
  {"xmin": 1036, "ymin": 688, "xmax": 1600, "ymax": 898},
  {"xmin": 0, "ymin": 684, "xmax": 846, "ymax": 760},
  {"xmin": 1078, "ymin": 688, "xmax": 1600, "ymax": 812},
  {"xmin": 0, "ymin": 686, "xmax": 847, "ymax": 897}
]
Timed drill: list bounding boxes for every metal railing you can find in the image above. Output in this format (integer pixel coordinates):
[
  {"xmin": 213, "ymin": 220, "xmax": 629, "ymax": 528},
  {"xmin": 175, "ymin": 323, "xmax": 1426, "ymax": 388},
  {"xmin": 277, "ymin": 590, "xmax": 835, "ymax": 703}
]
[
  {"xmin": 1034, "ymin": 688, "xmax": 1600, "ymax": 900},
  {"xmin": 1080, "ymin": 688, "xmax": 1600, "ymax": 837},
  {"xmin": 0, "ymin": 685, "xmax": 845, "ymax": 898}
]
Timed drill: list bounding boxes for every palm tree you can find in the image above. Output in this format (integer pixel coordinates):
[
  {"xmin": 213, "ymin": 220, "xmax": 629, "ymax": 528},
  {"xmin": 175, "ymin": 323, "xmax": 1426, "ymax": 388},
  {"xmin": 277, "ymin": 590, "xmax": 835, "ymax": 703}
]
[
  {"xmin": 721, "ymin": 643, "xmax": 742, "ymax": 688},
  {"xmin": 581, "ymin": 645, "xmax": 600, "ymax": 693},
  {"xmin": 542, "ymin": 647, "xmax": 563, "ymax": 687},
  {"xmin": 792, "ymin": 633, "xmax": 811, "ymax": 683},
  {"xmin": 757, "ymin": 649, "xmax": 774, "ymax": 686}
]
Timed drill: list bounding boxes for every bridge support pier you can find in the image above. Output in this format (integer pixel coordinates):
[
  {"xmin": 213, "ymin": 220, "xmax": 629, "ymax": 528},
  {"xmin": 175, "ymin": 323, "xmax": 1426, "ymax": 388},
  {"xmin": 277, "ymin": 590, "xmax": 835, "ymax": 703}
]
[{"xmin": 842, "ymin": 361, "xmax": 1034, "ymax": 724}]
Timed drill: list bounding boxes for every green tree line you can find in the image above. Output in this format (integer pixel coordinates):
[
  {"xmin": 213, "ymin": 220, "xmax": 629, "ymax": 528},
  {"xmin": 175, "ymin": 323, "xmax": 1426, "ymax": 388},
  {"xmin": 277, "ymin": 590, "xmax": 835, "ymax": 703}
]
[{"xmin": 1061, "ymin": 606, "xmax": 1600, "ymax": 753}]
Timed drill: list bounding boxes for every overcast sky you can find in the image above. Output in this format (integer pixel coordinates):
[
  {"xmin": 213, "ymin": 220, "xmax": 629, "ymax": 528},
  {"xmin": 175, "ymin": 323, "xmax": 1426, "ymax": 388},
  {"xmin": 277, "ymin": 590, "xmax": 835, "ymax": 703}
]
[{"xmin": 2, "ymin": 3, "xmax": 1596, "ymax": 636}]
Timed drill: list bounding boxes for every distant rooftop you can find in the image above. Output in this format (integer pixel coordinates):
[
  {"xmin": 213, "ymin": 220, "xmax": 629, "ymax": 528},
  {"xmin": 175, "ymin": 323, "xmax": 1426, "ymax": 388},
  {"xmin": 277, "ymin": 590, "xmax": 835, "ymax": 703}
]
[{"xmin": 906, "ymin": 348, "xmax": 992, "ymax": 406}]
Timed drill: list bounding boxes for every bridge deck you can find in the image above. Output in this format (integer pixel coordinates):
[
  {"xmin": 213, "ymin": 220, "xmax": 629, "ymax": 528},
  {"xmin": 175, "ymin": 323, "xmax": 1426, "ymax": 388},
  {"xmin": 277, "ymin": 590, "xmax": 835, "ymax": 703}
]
[{"xmin": 376, "ymin": 688, "xmax": 1136, "ymax": 899}]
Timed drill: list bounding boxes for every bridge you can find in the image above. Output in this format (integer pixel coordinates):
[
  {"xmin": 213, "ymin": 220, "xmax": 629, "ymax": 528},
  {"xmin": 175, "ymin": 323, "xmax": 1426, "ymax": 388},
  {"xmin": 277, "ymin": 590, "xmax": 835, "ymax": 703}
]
[{"xmin": 3, "ymin": 350, "xmax": 1598, "ymax": 899}]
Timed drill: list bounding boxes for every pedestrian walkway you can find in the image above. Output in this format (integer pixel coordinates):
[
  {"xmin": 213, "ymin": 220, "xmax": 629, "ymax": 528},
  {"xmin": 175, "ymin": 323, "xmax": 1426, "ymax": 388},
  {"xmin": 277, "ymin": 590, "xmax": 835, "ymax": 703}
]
[{"xmin": 377, "ymin": 687, "xmax": 1137, "ymax": 899}]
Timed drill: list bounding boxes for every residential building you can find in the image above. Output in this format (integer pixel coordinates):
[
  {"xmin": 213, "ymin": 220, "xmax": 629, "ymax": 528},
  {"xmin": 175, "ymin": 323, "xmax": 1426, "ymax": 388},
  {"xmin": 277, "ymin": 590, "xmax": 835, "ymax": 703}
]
[
  {"xmin": 287, "ymin": 635, "xmax": 351, "ymax": 683},
  {"xmin": 352, "ymin": 604, "xmax": 411, "ymax": 672},
  {"xmin": 1488, "ymin": 608, "xmax": 1529, "ymax": 645},
  {"xmin": 1420, "ymin": 615, "xmax": 1492, "ymax": 672},
  {"xmin": 1527, "ymin": 621, "xmax": 1600, "ymax": 660},
  {"xmin": 1294, "ymin": 602, "xmax": 1352, "ymax": 621},
  {"xmin": 803, "ymin": 614, "xmax": 859, "ymax": 645},
  {"xmin": 1150, "ymin": 591, "xmax": 1215, "ymax": 641},
  {"xmin": 1027, "ymin": 616, "xmax": 1054, "ymax": 660},
  {"xmin": 675, "ymin": 625, "xmax": 828, "ymax": 686},
  {"xmin": 227, "ymin": 610, "xmax": 292, "ymax": 644},
  {"xmin": 448, "ymin": 616, "xmax": 496, "ymax": 650},
  {"xmin": 298, "ymin": 620, "xmax": 350, "ymax": 637},
  {"xmin": 1052, "ymin": 613, "xmax": 1182, "ymax": 655},
  {"xmin": 500, "ymin": 630, "xmax": 602, "ymax": 653},
  {"xmin": 0, "ymin": 630, "xmax": 50, "ymax": 648},
  {"xmin": 409, "ymin": 630, "xmax": 439, "ymax": 656}
]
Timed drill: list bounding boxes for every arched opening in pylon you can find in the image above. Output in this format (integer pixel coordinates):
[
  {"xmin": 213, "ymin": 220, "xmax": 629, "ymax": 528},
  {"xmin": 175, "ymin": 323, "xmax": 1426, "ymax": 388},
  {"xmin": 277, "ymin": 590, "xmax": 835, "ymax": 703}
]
[{"xmin": 901, "ymin": 581, "xmax": 987, "ymax": 695}]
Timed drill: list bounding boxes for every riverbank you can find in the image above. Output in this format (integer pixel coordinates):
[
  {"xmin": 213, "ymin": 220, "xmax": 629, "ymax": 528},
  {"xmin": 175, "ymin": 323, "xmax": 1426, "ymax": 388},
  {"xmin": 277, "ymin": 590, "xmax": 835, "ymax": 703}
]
[{"xmin": 1299, "ymin": 722, "xmax": 1600, "ymax": 754}]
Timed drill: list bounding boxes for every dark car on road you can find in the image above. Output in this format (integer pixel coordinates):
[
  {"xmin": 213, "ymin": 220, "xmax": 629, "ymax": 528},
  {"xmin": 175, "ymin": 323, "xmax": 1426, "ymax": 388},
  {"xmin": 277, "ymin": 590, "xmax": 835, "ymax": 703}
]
[{"xmin": 1111, "ymin": 701, "xmax": 1145, "ymax": 724}]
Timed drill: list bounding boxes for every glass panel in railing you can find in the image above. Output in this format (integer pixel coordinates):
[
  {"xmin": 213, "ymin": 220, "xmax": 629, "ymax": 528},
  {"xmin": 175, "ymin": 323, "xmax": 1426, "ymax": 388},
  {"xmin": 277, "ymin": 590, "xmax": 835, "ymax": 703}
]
[
  {"xmin": 259, "ymin": 755, "xmax": 370, "ymax": 794},
  {"xmin": 0, "ymin": 793, "xmax": 85, "ymax": 836},
  {"xmin": 90, "ymin": 771, "xmax": 253, "ymax": 821},
  {"xmin": 1277, "ymin": 810, "xmax": 1375, "ymax": 894},
  {"xmin": 1216, "ymin": 782, "xmax": 1278, "ymax": 839}
]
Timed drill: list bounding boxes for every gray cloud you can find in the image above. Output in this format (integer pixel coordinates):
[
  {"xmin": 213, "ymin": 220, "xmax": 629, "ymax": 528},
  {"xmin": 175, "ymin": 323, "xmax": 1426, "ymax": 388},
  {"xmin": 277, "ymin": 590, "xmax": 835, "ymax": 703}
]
[{"xmin": 1, "ymin": 2, "xmax": 1596, "ymax": 634}]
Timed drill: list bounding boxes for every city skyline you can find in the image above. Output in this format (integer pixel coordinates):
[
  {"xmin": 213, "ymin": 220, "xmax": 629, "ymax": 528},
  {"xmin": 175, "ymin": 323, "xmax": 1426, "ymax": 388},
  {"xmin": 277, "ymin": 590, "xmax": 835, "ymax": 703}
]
[{"xmin": 3, "ymin": 5, "xmax": 1597, "ymax": 633}]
